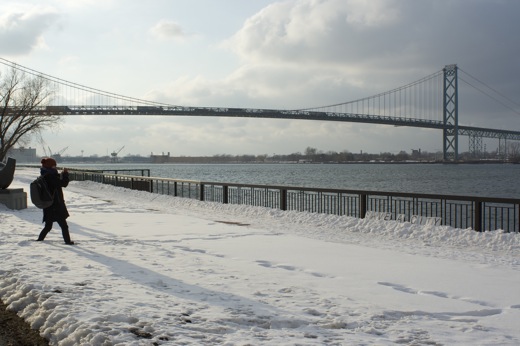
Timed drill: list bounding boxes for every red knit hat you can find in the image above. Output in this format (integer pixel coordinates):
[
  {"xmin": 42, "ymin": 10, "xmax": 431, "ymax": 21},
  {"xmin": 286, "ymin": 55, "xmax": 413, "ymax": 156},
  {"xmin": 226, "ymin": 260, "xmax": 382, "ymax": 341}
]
[{"xmin": 41, "ymin": 157, "xmax": 57, "ymax": 168}]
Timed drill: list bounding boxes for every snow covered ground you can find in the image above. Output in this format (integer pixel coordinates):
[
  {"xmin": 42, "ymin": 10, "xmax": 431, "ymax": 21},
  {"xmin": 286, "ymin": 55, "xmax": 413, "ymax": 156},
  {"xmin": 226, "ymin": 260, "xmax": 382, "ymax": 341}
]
[{"xmin": 1, "ymin": 167, "xmax": 520, "ymax": 345}]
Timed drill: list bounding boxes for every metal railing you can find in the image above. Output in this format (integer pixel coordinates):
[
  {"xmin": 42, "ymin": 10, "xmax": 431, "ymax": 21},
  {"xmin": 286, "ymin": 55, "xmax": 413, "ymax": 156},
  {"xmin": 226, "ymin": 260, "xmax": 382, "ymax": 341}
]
[{"xmin": 68, "ymin": 170, "xmax": 520, "ymax": 233}]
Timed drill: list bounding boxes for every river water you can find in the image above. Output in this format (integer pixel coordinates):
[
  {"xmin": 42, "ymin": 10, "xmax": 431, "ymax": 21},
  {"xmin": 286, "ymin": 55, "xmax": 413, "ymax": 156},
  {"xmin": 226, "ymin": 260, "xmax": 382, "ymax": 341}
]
[{"xmin": 64, "ymin": 163, "xmax": 520, "ymax": 199}]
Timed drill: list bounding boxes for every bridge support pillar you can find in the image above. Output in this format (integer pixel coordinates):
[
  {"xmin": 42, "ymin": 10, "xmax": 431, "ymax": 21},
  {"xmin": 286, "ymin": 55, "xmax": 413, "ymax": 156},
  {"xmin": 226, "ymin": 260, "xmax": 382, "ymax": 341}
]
[
  {"xmin": 499, "ymin": 137, "xmax": 508, "ymax": 160},
  {"xmin": 443, "ymin": 64, "xmax": 459, "ymax": 162},
  {"xmin": 469, "ymin": 134, "xmax": 483, "ymax": 159}
]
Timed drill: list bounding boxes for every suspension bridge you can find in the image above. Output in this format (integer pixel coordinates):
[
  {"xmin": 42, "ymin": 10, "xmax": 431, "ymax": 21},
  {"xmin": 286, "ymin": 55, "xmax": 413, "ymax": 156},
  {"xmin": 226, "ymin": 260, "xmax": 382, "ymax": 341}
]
[{"xmin": 1, "ymin": 58, "xmax": 519, "ymax": 162}]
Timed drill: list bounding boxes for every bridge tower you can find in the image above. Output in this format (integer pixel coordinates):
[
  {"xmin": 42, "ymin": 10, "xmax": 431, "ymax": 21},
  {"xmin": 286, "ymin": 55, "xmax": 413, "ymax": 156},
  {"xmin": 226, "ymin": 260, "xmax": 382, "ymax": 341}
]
[{"xmin": 443, "ymin": 64, "xmax": 459, "ymax": 161}]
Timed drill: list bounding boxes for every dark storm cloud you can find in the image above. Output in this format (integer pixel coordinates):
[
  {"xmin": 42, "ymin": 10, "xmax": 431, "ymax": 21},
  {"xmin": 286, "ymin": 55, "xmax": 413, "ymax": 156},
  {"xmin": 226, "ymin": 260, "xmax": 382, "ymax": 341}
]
[
  {"xmin": 226, "ymin": 0, "xmax": 520, "ymax": 129},
  {"xmin": 232, "ymin": 0, "xmax": 519, "ymax": 76}
]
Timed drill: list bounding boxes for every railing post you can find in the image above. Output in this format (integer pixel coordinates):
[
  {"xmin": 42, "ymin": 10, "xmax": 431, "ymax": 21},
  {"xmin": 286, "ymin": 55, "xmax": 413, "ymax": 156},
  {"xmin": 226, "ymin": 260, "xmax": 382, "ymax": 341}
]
[
  {"xmin": 474, "ymin": 200, "xmax": 482, "ymax": 232},
  {"xmin": 280, "ymin": 189, "xmax": 287, "ymax": 211},
  {"xmin": 517, "ymin": 203, "xmax": 520, "ymax": 233},
  {"xmin": 200, "ymin": 184, "xmax": 205, "ymax": 201},
  {"xmin": 360, "ymin": 193, "xmax": 367, "ymax": 218},
  {"xmin": 174, "ymin": 182, "xmax": 177, "ymax": 196},
  {"xmin": 223, "ymin": 185, "xmax": 229, "ymax": 204}
]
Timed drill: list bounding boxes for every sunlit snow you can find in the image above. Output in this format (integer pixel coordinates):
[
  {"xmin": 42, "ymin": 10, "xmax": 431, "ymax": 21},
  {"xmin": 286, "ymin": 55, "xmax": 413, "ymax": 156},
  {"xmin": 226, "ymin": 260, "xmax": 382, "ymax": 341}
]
[{"xmin": 1, "ymin": 167, "xmax": 519, "ymax": 345}]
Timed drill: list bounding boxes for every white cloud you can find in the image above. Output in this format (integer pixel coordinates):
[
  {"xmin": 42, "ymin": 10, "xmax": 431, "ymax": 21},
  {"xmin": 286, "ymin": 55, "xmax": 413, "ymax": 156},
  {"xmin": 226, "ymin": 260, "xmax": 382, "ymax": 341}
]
[
  {"xmin": 54, "ymin": 0, "xmax": 115, "ymax": 9},
  {"xmin": 149, "ymin": 20, "xmax": 189, "ymax": 41},
  {"xmin": 225, "ymin": 0, "xmax": 402, "ymax": 65},
  {"xmin": 344, "ymin": 0, "xmax": 400, "ymax": 26},
  {"xmin": 0, "ymin": 6, "xmax": 60, "ymax": 55}
]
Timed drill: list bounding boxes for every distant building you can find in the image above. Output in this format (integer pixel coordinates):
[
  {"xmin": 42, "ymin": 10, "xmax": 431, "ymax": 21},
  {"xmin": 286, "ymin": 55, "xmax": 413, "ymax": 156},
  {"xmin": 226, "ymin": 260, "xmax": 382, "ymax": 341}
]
[
  {"xmin": 150, "ymin": 152, "xmax": 172, "ymax": 164},
  {"xmin": 6, "ymin": 147, "xmax": 38, "ymax": 163}
]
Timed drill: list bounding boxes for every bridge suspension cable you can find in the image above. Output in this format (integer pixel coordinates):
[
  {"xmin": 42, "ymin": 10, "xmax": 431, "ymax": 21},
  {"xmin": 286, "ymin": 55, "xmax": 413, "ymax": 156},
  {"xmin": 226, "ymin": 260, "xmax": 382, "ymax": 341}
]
[
  {"xmin": 295, "ymin": 70, "xmax": 445, "ymax": 122},
  {"xmin": 458, "ymin": 68, "xmax": 520, "ymax": 116},
  {"xmin": 0, "ymin": 57, "xmax": 176, "ymax": 108}
]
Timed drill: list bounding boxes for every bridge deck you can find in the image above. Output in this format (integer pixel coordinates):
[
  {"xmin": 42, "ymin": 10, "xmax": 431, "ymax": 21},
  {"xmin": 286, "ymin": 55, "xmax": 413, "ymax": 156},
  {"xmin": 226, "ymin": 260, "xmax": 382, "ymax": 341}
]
[{"xmin": 26, "ymin": 105, "xmax": 520, "ymax": 140}]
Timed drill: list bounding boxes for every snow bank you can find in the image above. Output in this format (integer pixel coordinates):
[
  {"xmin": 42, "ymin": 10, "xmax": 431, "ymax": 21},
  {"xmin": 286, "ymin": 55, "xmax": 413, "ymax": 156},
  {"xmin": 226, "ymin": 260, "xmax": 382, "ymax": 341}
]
[{"xmin": 0, "ymin": 168, "xmax": 519, "ymax": 345}]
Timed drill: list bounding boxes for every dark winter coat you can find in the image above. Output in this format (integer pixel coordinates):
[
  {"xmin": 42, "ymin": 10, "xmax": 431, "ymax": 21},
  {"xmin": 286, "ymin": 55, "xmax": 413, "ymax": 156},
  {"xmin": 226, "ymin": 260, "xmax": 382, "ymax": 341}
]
[{"xmin": 40, "ymin": 167, "xmax": 70, "ymax": 223}]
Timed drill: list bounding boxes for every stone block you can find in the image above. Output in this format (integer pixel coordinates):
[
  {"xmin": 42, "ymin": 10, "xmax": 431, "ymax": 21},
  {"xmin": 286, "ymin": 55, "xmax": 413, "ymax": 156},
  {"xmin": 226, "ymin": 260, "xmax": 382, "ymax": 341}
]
[{"xmin": 0, "ymin": 188, "xmax": 27, "ymax": 210}]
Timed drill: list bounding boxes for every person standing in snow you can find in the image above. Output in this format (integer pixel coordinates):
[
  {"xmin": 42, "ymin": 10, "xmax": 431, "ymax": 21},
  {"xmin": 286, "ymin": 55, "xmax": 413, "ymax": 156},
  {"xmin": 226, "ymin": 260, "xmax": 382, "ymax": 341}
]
[{"xmin": 36, "ymin": 157, "xmax": 74, "ymax": 245}]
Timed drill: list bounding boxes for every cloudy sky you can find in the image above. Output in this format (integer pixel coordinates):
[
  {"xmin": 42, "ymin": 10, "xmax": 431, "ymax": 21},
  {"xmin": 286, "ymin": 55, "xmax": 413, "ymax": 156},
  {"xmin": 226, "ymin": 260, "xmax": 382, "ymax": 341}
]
[{"xmin": 1, "ymin": 0, "xmax": 519, "ymax": 158}]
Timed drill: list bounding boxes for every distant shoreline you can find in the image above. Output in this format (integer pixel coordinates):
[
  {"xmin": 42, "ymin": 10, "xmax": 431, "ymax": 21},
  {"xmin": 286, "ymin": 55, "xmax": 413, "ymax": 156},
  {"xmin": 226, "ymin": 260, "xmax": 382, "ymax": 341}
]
[{"xmin": 19, "ymin": 160, "xmax": 517, "ymax": 166}]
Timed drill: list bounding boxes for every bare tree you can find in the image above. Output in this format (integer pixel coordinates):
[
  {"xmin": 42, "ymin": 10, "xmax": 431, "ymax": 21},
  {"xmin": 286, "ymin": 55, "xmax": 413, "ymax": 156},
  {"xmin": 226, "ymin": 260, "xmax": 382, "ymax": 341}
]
[
  {"xmin": 0, "ymin": 67, "xmax": 61, "ymax": 161},
  {"xmin": 508, "ymin": 141, "xmax": 520, "ymax": 162},
  {"xmin": 304, "ymin": 146, "xmax": 317, "ymax": 159}
]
